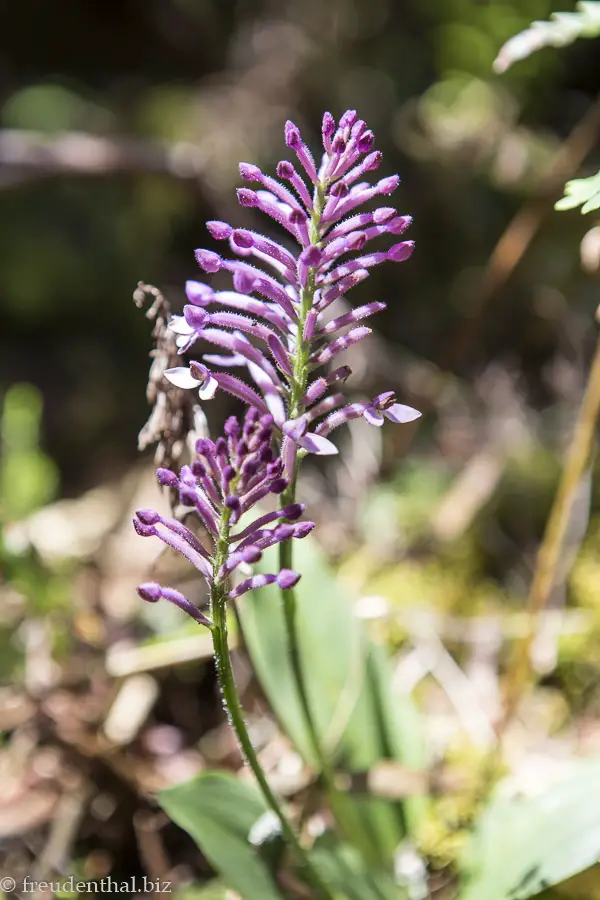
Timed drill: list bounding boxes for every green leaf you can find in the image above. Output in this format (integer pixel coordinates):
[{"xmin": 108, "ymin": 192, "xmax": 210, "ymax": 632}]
[
  {"xmin": 555, "ymin": 170, "xmax": 600, "ymax": 215},
  {"xmin": 238, "ymin": 537, "xmax": 427, "ymax": 867},
  {"xmin": 311, "ymin": 834, "xmax": 406, "ymax": 900},
  {"xmin": 458, "ymin": 757, "xmax": 600, "ymax": 900},
  {"xmin": 158, "ymin": 771, "xmax": 284, "ymax": 900},
  {"xmin": 493, "ymin": 2, "xmax": 600, "ymax": 73},
  {"xmin": 238, "ymin": 537, "xmax": 367, "ymax": 767}
]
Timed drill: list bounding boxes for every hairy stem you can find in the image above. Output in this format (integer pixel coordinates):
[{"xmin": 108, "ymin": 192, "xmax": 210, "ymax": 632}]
[
  {"xmin": 278, "ymin": 184, "xmax": 377, "ymax": 861},
  {"xmin": 503, "ymin": 325, "xmax": 600, "ymax": 725},
  {"xmin": 211, "ymin": 512, "xmax": 334, "ymax": 900}
]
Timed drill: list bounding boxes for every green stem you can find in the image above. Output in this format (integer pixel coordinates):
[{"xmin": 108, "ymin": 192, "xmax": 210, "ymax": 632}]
[
  {"xmin": 279, "ymin": 183, "xmax": 331, "ymax": 771},
  {"xmin": 278, "ymin": 185, "xmax": 378, "ymax": 862},
  {"xmin": 211, "ymin": 509, "xmax": 334, "ymax": 900}
]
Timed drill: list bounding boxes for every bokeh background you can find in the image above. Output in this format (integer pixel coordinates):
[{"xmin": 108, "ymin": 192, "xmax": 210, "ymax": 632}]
[{"xmin": 2, "ymin": 0, "xmax": 600, "ymax": 894}]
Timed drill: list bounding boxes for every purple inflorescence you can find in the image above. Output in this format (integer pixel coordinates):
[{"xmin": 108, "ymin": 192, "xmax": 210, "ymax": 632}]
[
  {"xmin": 163, "ymin": 110, "xmax": 420, "ymax": 465},
  {"xmin": 134, "ymin": 407, "xmax": 314, "ymax": 623},
  {"xmin": 136, "ymin": 111, "xmax": 422, "ymax": 623}
]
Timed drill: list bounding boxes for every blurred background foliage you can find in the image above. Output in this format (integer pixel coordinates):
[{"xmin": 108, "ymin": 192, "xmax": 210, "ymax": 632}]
[{"xmin": 2, "ymin": 0, "xmax": 600, "ymax": 895}]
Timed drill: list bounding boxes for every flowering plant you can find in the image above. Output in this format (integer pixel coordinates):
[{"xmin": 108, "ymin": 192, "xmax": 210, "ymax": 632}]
[{"xmin": 135, "ymin": 110, "xmax": 420, "ymax": 898}]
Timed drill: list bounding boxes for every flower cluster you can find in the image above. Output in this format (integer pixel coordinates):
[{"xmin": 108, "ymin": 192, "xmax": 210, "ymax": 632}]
[
  {"xmin": 136, "ymin": 109, "xmax": 421, "ymax": 624},
  {"xmin": 135, "ymin": 407, "xmax": 313, "ymax": 624},
  {"xmin": 164, "ymin": 108, "xmax": 420, "ymax": 478}
]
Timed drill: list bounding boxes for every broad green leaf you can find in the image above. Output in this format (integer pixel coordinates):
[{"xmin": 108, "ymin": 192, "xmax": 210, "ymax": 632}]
[
  {"xmin": 555, "ymin": 170, "xmax": 600, "ymax": 214},
  {"xmin": 311, "ymin": 834, "xmax": 407, "ymax": 900},
  {"xmin": 493, "ymin": 2, "xmax": 600, "ymax": 73},
  {"xmin": 238, "ymin": 537, "xmax": 427, "ymax": 867},
  {"xmin": 458, "ymin": 757, "xmax": 600, "ymax": 900},
  {"xmin": 238, "ymin": 537, "xmax": 367, "ymax": 767},
  {"xmin": 364, "ymin": 644, "xmax": 427, "ymax": 839},
  {"xmin": 158, "ymin": 772, "xmax": 284, "ymax": 900}
]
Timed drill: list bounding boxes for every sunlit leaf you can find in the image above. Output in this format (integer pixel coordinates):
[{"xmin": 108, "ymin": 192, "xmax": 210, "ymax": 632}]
[
  {"xmin": 493, "ymin": 2, "xmax": 600, "ymax": 73},
  {"xmin": 311, "ymin": 834, "xmax": 406, "ymax": 900},
  {"xmin": 458, "ymin": 757, "xmax": 600, "ymax": 899},
  {"xmin": 238, "ymin": 536, "xmax": 427, "ymax": 868},
  {"xmin": 158, "ymin": 772, "xmax": 284, "ymax": 900},
  {"xmin": 555, "ymin": 170, "xmax": 600, "ymax": 215}
]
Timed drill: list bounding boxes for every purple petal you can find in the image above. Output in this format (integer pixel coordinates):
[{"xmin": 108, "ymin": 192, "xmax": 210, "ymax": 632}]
[
  {"xmin": 137, "ymin": 582, "xmax": 162, "ymax": 602},
  {"xmin": 283, "ymin": 417, "xmax": 308, "ymax": 441},
  {"xmin": 228, "ymin": 573, "xmax": 278, "ymax": 600},
  {"xmin": 298, "ymin": 432, "xmax": 339, "ymax": 455},
  {"xmin": 384, "ymin": 404, "xmax": 422, "ymax": 424},
  {"xmin": 195, "ymin": 249, "xmax": 222, "ymax": 273},
  {"xmin": 206, "ymin": 220, "xmax": 233, "ymax": 240},
  {"xmin": 184, "ymin": 305, "xmax": 211, "ymax": 331},
  {"xmin": 364, "ymin": 407, "xmax": 385, "ymax": 427},
  {"xmin": 312, "ymin": 326, "xmax": 372, "ymax": 365},
  {"xmin": 186, "ymin": 281, "xmax": 215, "ymax": 306}
]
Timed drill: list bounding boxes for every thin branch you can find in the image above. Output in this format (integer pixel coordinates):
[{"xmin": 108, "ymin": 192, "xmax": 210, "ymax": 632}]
[
  {"xmin": 502, "ymin": 321, "xmax": 600, "ymax": 725},
  {"xmin": 0, "ymin": 128, "xmax": 208, "ymax": 187}
]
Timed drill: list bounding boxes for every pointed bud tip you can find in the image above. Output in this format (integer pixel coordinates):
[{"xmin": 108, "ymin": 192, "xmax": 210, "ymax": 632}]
[
  {"xmin": 185, "ymin": 280, "xmax": 214, "ymax": 306},
  {"xmin": 135, "ymin": 508, "xmax": 160, "ymax": 525},
  {"xmin": 284, "ymin": 120, "xmax": 301, "ymax": 148},
  {"xmin": 276, "ymin": 160, "xmax": 295, "ymax": 179},
  {"xmin": 206, "ymin": 220, "xmax": 232, "ymax": 240},
  {"xmin": 231, "ymin": 229, "xmax": 254, "ymax": 250},
  {"xmin": 339, "ymin": 109, "xmax": 357, "ymax": 128},
  {"xmin": 281, "ymin": 503, "xmax": 304, "ymax": 521},
  {"xmin": 137, "ymin": 582, "xmax": 162, "ymax": 603},
  {"xmin": 322, "ymin": 111, "xmax": 336, "ymax": 136},
  {"xmin": 239, "ymin": 162, "xmax": 262, "ymax": 181},
  {"xmin": 388, "ymin": 241, "xmax": 415, "ymax": 262},
  {"xmin": 277, "ymin": 569, "xmax": 301, "ymax": 590},
  {"xmin": 237, "ymin": 188, "xmax": 258, "ymax": 208},
  {"xmin": 156, "ymin": 468, "xmax": 179, "ymax": 488},
  {"xmin": 195, "ymin": 249, "xmax": 222, "ymax": 273}
]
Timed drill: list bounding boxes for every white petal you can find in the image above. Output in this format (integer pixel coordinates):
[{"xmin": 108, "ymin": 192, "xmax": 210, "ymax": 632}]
[
  {"xmin": 168, "ymin": 315, "xmax": 195, "ymax": 335},
  {"xmin": 198, "ymin": 375, "xmax": 218, "ymax": 400},
  {"xmin": 299, "ymin": 433, "xmax": 339, "ymax": 455},
  {"xmin": 175, "ymin": 334, "xmax": 191, "ymax": 350},
  {"xmin": 164, "ymin": 367, "xmax": 201, "ymax": 389},
  {"xmin": 265, "ymin": 392, "xmax": 286, "ymax": 425}
]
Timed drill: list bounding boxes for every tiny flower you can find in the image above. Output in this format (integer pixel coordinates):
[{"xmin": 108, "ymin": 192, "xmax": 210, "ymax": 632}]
[
  {"xmin": 363, "ymin": 392, "xmax": 422, "ymax": 427},
  {"xmin": 164, "ymin": 362, "xmax": 219, "ymax": 400},
  {"xmin": 282, "ymin": 416, "xmax": 338, "ymax": 455},
  {"xmin": 316, "ymin": 392, "xmax": 421, "ymax": 437}
]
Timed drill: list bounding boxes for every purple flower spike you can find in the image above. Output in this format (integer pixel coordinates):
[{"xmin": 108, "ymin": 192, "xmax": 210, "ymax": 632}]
[
  {"xmin": 138, "ymin": 110, "xmax": 421, "ymax": 626},
  {"xmin": 157, "ymin": 111, "xmax": 417, "ymax": 444},
  {"xmin": 135, "ymin": 407, "xmax": 316, "ymax": 621}
]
